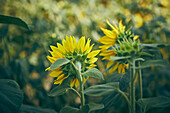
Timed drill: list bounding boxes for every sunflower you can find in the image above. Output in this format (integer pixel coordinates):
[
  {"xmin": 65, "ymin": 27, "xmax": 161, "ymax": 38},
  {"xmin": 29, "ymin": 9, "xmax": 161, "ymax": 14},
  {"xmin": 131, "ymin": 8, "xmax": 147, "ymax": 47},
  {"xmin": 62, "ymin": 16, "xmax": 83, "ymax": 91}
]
[
  {"xmin": 98, "ymin": 20, "xmax": 137, "ymax": 74},
  {"xmin": 46, "ymin": 36, "xmax": 100, "ymax": 88}
]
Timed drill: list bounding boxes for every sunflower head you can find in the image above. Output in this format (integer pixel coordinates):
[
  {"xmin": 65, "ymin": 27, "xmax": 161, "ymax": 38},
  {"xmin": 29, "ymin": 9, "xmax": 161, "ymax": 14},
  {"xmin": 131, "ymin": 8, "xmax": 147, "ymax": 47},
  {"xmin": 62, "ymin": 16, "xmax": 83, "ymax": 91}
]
[
  {"xmin": 46, "ymin": 36, "xmax": 100, "ymax": 88},
  {"xmin": 98, "ymin": 20, "xmax": 140, "ymax": 74}
]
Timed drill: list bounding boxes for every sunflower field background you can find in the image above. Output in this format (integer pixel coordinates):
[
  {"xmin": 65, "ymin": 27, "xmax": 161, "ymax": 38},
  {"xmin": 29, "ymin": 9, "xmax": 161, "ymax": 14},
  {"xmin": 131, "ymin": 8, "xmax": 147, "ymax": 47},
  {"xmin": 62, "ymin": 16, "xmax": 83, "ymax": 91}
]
[{"xmin": 0, "ymin": 0, "xmax": 170, "ymax": 113}]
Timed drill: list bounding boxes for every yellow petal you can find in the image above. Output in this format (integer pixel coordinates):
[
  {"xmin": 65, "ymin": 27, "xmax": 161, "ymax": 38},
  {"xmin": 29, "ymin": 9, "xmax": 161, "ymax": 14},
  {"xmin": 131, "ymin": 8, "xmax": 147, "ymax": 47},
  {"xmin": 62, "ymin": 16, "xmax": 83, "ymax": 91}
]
[
  {"xmin": 119, "ymin": 20, "xmax": 125, "ymax": 32},
  {"xmin": 133, "ymin": 35, "xmax": 139, "ymax": 40},
  {"xmin": 71, "ymin": 79, "xmax": 76, "ymax": 88},
  {"xmin": 75, "ymin": 78, "xmax": 80, "ymax": 88},
  {"xmin": 112, "ymin": 21, "xmax": 119, "ymax": 34},
  {"xmin": 100, "ymin": 50, "xmax": 115, "ymax": 57},
  {"xmin": 45, "ymin": 67, "xmax": 50, "ymax": 71},
  {"xmin": 99, "ymin": 45, "xmax": 111, "ymax": 51},
  {"xmin": 101, "ymin": 28, "xmax": 116, "ymax": 38},
  {"xmin": 83, "ymin": 38, "xmax": 91, "ymax": 52},
  {"xmin": 54, "ymin": 74, "xmax": 67, "ymax": 85},
  {"xmin": 62, "ymin": 39, "xmax": 69, "ymax": 52},
  {"xmin": 86, "ymin": 44, "xmax": 94, "ymax": 53},
  {"xmin": 77, "ymin": 36, "xmax": 85, "ymax": 51},
  {"xmin": 73, "ymin": 36, "xmax": 77, "ymax": 50},
  {"xmin": 89, "ymin": 57, "xmax": 98, "ymax": 63},
  {"xmin": 57, "ymin": 43, "xmax": 66, "ymax": 54},
  {"xmin": 47, "ymin": 56, "xmax": 57, "ymax": 63},
  {"xmin": 49, "ymin": 70, "xmax": 63, "ymax": 77},
  {"xmin": 98, "ymin": 36, "xmax": 116, "ymax": 45},
  {"xmin": 88, "ymin": 64, "xmax": 97, "ymax": 69},
  {"xmin": 48, "ymin": 50, "xmax": 64, "ymax": 58},
  {"xmin": 69, "ymin": 36, "xmax": 74, "ymax": 52},
  {"xmin": 87, "ymin": 50, "xmax": 100, "ymax": 58}
]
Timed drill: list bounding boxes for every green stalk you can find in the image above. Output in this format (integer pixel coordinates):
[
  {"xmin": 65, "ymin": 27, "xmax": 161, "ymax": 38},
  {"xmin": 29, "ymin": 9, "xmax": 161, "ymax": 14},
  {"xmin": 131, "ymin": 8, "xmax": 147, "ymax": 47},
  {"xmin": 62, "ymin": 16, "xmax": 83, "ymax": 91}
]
[
  {"xmin": 71, "ymin": 62, "xmax": 85, "ymax": 107},
  {"xmin": 138, "ymin": 61, "xmax": 143, "ymax": 113},
  {"xmin": 130, "ymin": 60, "xmax": 136, "ymax": 113},
  {"xmin": 117, "ymin": 89, "xmax": 130, "ymax": 111}
]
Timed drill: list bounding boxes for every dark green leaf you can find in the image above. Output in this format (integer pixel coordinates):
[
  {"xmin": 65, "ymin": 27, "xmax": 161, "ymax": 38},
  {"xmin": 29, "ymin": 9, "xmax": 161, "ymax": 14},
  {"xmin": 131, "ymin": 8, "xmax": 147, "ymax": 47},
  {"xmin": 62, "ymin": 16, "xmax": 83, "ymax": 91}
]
[
  {"xmin": 136, "ymin": 60, "xmax": 167, "ymax": 69},
  {"xmin": 50, "ymin": 58, "xmax": 70, "ymax": 70},
  {"xmin": 137, "ymin": 96, "xmax": 170, "ymax": 112},
  {"xmin": 77, "ymin": 103, "xmax": 104, "ymax": 113},
  {"xmin": 60, "ymin": 106, "xmax": 79, "ymax": 113},
  {"xmin": 110, "ymin": 56, "xmax": 131, "ymax": 61},
  {"xmin": 0, "ymin": 15, "xmax": 29, "ymax": 30},
  {"xmin": 48, "ymin": 78, "xmax": 71, "ymax": 96},
  {"xmin": 0, "ymin": 79, "xmax": 23, "ymax": 113},
  {"xmin": 82, "ymin": 68, "xmax": 104, "ymax": 80},
  {"xmin": 88, "ymin": 103, "xmax": 104, "ymax": 112},
  {"xmin": 83, "ymin": 82, "xmax": 119, "ymax": 96},
  {"xmin": 19, "ymin": 104, "xmax": 57, "ymax": 113}
]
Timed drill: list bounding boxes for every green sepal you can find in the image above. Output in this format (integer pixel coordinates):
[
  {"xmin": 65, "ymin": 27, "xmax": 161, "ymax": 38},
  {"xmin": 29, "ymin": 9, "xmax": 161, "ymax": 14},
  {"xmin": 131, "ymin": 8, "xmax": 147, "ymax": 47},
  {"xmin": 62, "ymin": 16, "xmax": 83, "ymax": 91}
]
[
  {"xmin": 50, "ymin": 58, "xmax": 70, "ymax": 70},
  {"xmin": 110, "ymin": 56, "xmax": 131, "ymax": 61},
  {"xmin": 83, "ymin": 82, "xmax": 119, "ymax": 96},
  {"xmin": 82, "ymin": 68, "xmax": 104, "ymax": 80}
]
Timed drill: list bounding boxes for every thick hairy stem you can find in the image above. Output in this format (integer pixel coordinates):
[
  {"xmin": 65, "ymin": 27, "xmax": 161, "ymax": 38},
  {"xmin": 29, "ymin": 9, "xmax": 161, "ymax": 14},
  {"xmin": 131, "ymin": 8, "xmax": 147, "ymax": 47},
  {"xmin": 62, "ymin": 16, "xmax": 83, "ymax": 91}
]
[
  {"xmin": 130, "ymin": 60, "xmax": 136, "ymax": 113},
  {"xmin": 72, "ymin": 62, "xmax": 85, "ymax": 107},
  {"xmin": 117, "ymin": 89, "xmax": 130, "ymax": 111},
  {"xmin": 138, "ymin": 61, "xmax": 143, "ymax": 113}
]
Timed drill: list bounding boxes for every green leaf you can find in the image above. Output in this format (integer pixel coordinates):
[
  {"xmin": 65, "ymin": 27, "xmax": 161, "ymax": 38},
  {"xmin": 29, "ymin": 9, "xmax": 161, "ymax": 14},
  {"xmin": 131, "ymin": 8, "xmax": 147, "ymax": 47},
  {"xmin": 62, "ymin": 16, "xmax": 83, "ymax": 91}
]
[
  {"xmin": 0, "ymin": 79, "xmax": 23, "ymax": 113},
  {"xmin": 141, "ymin": 44, "xmax": 169, "ymax": 48},
  {"xmin": 110, "ymin": 56, "xmax": 131, "ymax": 61},
  {"xmin": 87, "ymin": 103, "xmax": 104, "ymax": 112},
  {"xmin": 60, "ymin": 106, "xmax": 79, "ymax": 113},
  {"xmin": 136, "ymin": 60, "xmax": 167, "ymax": 69},
  {"xmin": 19, "ymin": 104, "xmax": 57, "ymax": 113},
  {"xmin": 50, "ymin": 58, "xmax": 70, "ymax": 70},
  {"xmin": 48, "ymin": 78, "xmax": 71, "ymax": 96},
  {"xmin": 137, "ymin": 96, "xmax": 170, "ymax": 112},
  {"xmin": 60, "ymin": 103, "xmax": 104, "ymax": 113},
  {"xmin": 82, "ymin": 68, "xmax": 104, "ymax": 80},
  {"xmin": 83, "ymin": 82, "xmax": 119, "ymax": 96},
  {"xmin": 0, "ymin": 15, "xmax": 29, "ymax": 30}
]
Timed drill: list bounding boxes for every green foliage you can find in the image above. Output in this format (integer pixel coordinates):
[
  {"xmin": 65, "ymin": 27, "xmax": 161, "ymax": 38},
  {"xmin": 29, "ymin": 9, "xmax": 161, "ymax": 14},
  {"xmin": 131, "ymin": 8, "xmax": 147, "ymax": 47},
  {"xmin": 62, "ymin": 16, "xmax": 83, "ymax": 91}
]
[
  {"xmin": 50, "ymin": 58, "xmax": 70, "ymax": 70},
  {"xmin": 82, "ymin": 68, "xmax": 104, "ymax": 80},
  {"xmin": 136, "ymin": 60, "xmax": 168, "ymax": 69},
  {"xmin": 0, "ymin": 15, "xmax": 29, "ymax": 30},
  {"xmin": 137, "ymin": 96, "xmax": 170, "ymax": 112},
  {"xmin": 0, "ymin": 79, "xmax": 23, "ymax": 113},
  {"xmin": 61, "ymin": 103, "xmax": 104, "ymax": 113},
  {"xmin": 84, "ymin": 82, "xmax": 119, "ymax": 96},
  {"xmin": 19, "ymin": 104, "xmax": 57, "ymax": 113}
]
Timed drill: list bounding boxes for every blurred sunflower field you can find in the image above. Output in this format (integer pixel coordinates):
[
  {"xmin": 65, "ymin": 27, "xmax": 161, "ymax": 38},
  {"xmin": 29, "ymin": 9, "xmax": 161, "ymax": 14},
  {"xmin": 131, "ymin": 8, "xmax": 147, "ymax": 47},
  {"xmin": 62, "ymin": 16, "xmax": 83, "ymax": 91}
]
[{"xmin": 0, "ymin": 0, "xmax": 170, "ymax": 113}]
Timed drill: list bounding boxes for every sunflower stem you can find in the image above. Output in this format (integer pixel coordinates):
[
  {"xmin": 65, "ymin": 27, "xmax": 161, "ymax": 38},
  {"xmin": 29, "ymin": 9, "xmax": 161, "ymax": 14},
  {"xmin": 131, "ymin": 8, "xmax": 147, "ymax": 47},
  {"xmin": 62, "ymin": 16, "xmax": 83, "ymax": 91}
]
[
  {"xmin": 117, "ymin": 89, "xmax": 130, "ymax": 111},
  {"xmin": 138, "ymin": 61, "xmax": 143, "ymax": 113},
  {"xmin": 71, "ymin": 62, "xmax": 85, "ymax": 107},
  {"xmin": 130, "ymin": 60, "xmax": 136, "ymax": 113}
]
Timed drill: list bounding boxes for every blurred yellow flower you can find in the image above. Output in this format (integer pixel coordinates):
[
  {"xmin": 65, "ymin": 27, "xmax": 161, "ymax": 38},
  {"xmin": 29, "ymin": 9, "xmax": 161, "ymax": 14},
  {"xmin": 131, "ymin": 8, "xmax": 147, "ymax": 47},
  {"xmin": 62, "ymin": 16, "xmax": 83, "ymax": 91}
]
[
  {"xmin": 46, "ymin": 36, "xmax": 100, "ymax": 87},
  {"xmin": 134, "ymin": 13, "xmax": 143, "ymax": 28}
]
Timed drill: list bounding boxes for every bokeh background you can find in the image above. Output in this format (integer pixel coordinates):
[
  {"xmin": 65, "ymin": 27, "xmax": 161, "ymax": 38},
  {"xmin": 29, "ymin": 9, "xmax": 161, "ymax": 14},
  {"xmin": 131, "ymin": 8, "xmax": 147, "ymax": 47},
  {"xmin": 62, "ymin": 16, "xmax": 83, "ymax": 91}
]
[{"xmin": 0, "ymin": 0, "xmax": 170, "ymax": 112}]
